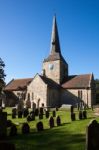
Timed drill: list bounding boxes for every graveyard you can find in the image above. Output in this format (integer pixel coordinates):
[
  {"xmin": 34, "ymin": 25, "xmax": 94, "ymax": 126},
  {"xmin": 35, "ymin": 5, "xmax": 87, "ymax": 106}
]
[{"xmin": 0, "ymin": 106, "xmax": 99, "ymax": 150}]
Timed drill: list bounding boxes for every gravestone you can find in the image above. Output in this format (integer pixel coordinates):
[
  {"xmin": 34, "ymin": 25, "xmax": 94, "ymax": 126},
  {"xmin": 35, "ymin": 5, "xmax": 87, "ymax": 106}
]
[
  {"xmin": 27, "ymin": 115, "xmax": 32, "ymax": 122},
  {"xmin": 70, "ymin": 105, "xmax": 75, "ymax": 121},
  {"xmin": 18, "ymin": 111, "xmax": 22, "ymax": 118},
  {"xmin": 52, "ymin": 110, "xmax": 56, "ymax": 117},
  {"xmin": 39, "ymin": 113, "xmax": 43, "ymax": 119},
  {"xmin": 49, "ymin": 116, "xmax": 54, "ymax": 128},
  {"xmin": 56, "ymin": 116, "xmax": 61, "ymax": 126},
  {"xmin": 36, "ymin": 121, "xmax": 44, "ymax": 131},
  {"xmin": 35, "ymin": 108, "xmax": 39, "ymax": 116},
  {"xmin": 71, "ymin": 113, "xmax": 76, "ymax": 121},
  {"xmin": 30, "ymin": 111, "xmax": 35, "ymax": 121},
  {"xmin": 0, "ymin": 112, "xmax": 7, "ymax": 139},
  {"xmin": 9, "ymin": 124, "xmax": 17, "ymax": 136},
  {"xmin": 45, "ymin": 111, "xmax": 49, "ymax": 118},
  {"xmin": 86, "ymin": 119, "xmax": 99, "ymax": 150},
  {"xmin": 12, "ymin": 108, "xmax": 16, "ymax": 119},
  {"xmin": 79, "ymin": 111, "xmax": 83, "ymax": 120},
  {"xmin": 70, "ymin": 105, "xmax": 74, "ymax": 113},
  {"xmin": 83, "ymin": 110, "xmax": 87, "ymax": 119},
  {"xmin": 39, "ymin": 107, "xmax": 43, "ymax": 115},
  {"xmin": 23, "ymin": 108, "xmax": 29, "ymax": 118},
  {"xmin": 22, "ymin": 123, "xmax": 30, "ymax": 134},
  {"xmin": 7, "ymin": 120, "xmax": 12, "ymax": 127}
]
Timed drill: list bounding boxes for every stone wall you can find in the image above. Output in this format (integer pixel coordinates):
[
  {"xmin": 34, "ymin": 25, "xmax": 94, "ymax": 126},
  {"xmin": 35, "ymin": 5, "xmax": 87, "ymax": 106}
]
[
  {"xmin": 61, "ymin": 88, "xmax": 92, "ymax": 107},
  {"xmin": 27, "ymin": 74, "xmax": 47, "ymax": 108}
]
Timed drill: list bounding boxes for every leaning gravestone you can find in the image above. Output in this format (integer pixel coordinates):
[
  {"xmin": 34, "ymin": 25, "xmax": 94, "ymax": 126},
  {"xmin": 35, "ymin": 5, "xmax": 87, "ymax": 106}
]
[
  {"xmin": 86, "ymin": 119, "xmax": 99, "ymax": 150},
  {"xmin": 0, "ymin": 112, "xmax": 7, "ymax": 139}
]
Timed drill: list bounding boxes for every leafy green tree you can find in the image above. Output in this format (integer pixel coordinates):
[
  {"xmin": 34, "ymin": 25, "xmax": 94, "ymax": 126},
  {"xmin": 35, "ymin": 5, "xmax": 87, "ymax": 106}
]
[{"xmin": 0, "ymin": 58, "xmax": 6, "ymax": 93}]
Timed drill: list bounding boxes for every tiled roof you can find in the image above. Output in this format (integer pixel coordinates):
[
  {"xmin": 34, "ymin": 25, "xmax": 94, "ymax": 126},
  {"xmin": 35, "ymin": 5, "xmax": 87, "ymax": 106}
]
[
  {"xmin": 5, "ymin": 78, "xmax": 33, "ymax": 91},
  {"xmin": 62, "ymin": 74, "xmax": 92, "ymax": 89},
  {"xmin": 40, "ymin": 75, "xmax": 60, "ymax": 89}
]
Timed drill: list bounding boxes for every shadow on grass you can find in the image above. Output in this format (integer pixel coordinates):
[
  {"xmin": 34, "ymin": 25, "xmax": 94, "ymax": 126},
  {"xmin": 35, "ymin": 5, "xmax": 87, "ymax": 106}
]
[{"xmin": 8, "ymin": 126, "xmax": 85, "ymax": 150}]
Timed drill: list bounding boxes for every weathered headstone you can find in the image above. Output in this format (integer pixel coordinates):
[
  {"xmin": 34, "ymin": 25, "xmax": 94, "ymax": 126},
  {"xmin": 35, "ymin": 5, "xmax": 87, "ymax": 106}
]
[
  {"xmin": 23, "ymin": 108, "xmax": 29, "ymax": 118},
  {"xmin": 21, "ymin": 123, "xmax": 30, "ymax": 134},
  {"xmin": 9, "ymin": 124, "xmax": 17, "ymax": 136},
  {"xmin": 71, "ymin": 113, "xmax": 76, "ymax": 121},
  {"xmin": 35, "ymin": 108, "xmax": 39, "ymax": 116},
  {"xmin": 52, "ymin": 110, "xmax": 56, "ymax": 117},
  {"xmin": 39, "ymin": 113, "xmax": 43, "ymax": 119},
  {"xmin": 56, "ymin": 116, "xmax": 61, "ymax": 126},
  {"xmin": 39, "ymin": 107, "xmax": 43, "ymax": 115},
  {"xmin": 18, "ymin": 111, "xmax": 22, "ymax": 118},
  {"xmin": 7, "ymin": 120, "xmax": 12, "ymax": 127},
  {"xmin": 27, "ymin": 115, "xmax": 32, "ymax": 122},
  {"xmin": 70, "ymin": 105, "xmax": 74, "ymax": 113},
  {"xmin": 83, "ymin": 110, "xmax": 87, "ymax": 119},
  {"xmin": 0, "ymin": 112, "xmax": 7, "ymax": 139},
  {"xmin": 79, "ymin": 111, "xmax": 83, "ymax": 120},
  {"xmin": 30, "ymin": 111, "xmax": 35, "ymax": 121},
  {"xmin": 36, "ymin": 121, "xmax": 44, "ymax": 131},
  {"xmin": 12, "ymin": 108, "xmax": 16, "ymax": 119},
  {"xmin": 70, "ymin": 105, "xmax": 75, "ymax": 121},
  {"xmin": 86, "ymin": 120, "xmax": 99, "ymax": 150},
  {"xmin": 49, "ymin": 116, "xmax": 54, "ymax": 128},
  {"xmin": 45, "ymin": 111, "xmax": 49, "ymax": 118}
]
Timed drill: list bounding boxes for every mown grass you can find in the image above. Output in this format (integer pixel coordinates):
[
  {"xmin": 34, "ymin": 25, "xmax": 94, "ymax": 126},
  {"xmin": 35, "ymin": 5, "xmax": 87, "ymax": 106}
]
[{"xmin": 3, "ymin": 107, "xmax": 99, "ymax": 150}]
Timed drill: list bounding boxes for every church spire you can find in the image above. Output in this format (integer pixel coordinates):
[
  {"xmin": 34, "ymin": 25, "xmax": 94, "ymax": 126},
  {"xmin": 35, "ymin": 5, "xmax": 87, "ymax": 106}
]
[{"xmin": 50, "ymin": 15, "xmax": 61, "ymax": 55}]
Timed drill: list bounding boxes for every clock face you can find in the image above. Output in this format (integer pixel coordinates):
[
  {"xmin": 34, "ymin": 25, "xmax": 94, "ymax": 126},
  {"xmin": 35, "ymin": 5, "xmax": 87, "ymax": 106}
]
[{"xmin": 49, "ymin": 64, "xmax": 54, "ymax": 70}]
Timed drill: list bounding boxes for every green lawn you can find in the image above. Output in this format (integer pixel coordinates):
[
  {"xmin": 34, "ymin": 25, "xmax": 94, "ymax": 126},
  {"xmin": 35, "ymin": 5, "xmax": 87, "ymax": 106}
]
[{"xmin": 3, "ymin": 108, "xmax": 99, "ymax": 150}]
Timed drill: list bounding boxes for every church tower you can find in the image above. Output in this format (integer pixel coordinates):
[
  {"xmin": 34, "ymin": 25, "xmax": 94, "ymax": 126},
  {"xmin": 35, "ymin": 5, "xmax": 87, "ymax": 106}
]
[{"xmin": 42, "ymin": 16, "xmax": 68, "ymax": 84}]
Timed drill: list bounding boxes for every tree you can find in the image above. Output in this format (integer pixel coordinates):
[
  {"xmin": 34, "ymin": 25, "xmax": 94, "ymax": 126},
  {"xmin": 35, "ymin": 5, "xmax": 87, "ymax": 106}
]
[{"xmin": 0, "ymin": 58, "xmax": 6, "ymax": 93}]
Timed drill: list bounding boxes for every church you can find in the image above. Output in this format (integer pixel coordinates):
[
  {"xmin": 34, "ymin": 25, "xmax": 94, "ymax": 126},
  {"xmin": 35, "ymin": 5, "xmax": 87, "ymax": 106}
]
[{"xmin": 4, "ymin": 16, "xmax": 96, "ymax": 108}]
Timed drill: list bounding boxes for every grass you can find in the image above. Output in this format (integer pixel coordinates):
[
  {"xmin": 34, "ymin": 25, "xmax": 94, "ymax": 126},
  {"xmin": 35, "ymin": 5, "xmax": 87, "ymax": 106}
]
[{"xmin": 3, "ymin": 107, "xmax": 99, "ymax": 150}]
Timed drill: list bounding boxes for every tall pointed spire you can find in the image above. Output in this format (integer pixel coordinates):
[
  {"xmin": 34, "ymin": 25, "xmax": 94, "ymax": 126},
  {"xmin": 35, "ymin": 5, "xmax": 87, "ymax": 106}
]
[{"xmin": 50, "ymin": 15, "xmax": 61, "ymax": 55}]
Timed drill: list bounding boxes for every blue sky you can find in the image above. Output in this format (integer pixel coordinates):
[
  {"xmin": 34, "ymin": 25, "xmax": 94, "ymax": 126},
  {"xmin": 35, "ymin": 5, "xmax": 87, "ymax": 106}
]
[{"xmin": 0, "ymin": 0, "xmax": 99, "ymax": 83}]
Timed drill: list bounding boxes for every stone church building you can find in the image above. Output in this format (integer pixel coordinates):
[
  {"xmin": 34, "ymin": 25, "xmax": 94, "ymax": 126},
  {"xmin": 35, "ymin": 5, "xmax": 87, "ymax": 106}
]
[{"xmin": 4, "ymin": 16, "xmax": 96, "ymax": 108}]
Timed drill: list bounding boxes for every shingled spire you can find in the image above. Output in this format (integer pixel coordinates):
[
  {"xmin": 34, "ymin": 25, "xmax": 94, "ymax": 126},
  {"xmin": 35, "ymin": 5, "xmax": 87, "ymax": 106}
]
[
  {"xmin": 43, "ymin": 16, "xmax": 67, "ymax": 63},
  {"xmin": 50, "ymin": 15, "xmax": 61, "ymax": 55}
]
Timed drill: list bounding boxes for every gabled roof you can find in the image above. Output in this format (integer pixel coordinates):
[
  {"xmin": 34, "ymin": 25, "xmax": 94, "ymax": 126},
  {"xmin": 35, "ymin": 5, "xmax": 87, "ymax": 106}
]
[
  {"xmin": 39, "ymin": 75, "xmax": 60, "ymax": 89},
  {"xmin": 62, "ymin": 74, "xmax": 92, "ymax": 89},
  {"xmin": 5, "ymin": 78, "xmax": 33, "ymax": 91}
]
